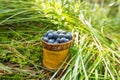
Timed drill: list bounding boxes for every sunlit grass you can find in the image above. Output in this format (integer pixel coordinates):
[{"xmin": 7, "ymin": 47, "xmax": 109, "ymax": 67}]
[{"xmin": 0, "ymin": 0, "xmax": 120, "ymax": 79}]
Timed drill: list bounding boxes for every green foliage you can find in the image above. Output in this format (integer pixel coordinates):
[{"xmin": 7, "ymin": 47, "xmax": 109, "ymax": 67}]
[{"xmin": 0, "ymin": 0, "xmax": 120, "ymax": 79}]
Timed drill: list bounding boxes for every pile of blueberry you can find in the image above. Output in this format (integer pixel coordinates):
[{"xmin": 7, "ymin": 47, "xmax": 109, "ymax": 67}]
[{"xmin": 42, "ymin": 30, "xmax": 72, "ymax": 44}]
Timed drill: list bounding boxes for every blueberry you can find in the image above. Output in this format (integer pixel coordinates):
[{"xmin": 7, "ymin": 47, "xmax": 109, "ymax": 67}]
[
  {"xmin": 59, "ymin": 39, "xmax": 62, "ymax": 43},
  {"xmin": 64, "ymin": 39, "xmax": 69, "ymax": 42},
  {"xmin": 42, "ymin": 37, "xmax": 49, "ymax": 42},
  {"xmin": 48, "ymin": 39, "xmax": 54, "ymax": 43},
  {"xmin": 65, "ymin": 33, "xmax": 72, "ymax": 40},
  {"xmin": 60, "ymin": 37, "xmax": 66, "ymax": 43},
  {"xmin": 47, "ymin": 33, "xmax": 54, "ymax": 39},
  {"xmin": 54, "ymin": 41, "xmax": 59, "ymax": 44},
  {"xmin": 47, "ymin": 30, "xmax": 53, "ymax": 33},
  {"xmin": 57, "ymin": 30, "xmax": 62, "ymax": 34},
  {"xmin": 53, "ymin": 33, "xmax": 58, "ymax": 39},
  {"xmin": 58, "ymin": 38, "xmax": 65, "ymax": 43},
  {"xmin": 42, "ymin": 30, "xmax": 72, "ymax": 44},
  {"xmin": 56, "ymin": 38, "xmax": 61, "ymax": 43},
  {"xmin": 62, "ymin": 31, "xmax": 67, "ymax": 34},
  {"xmin": 58, "ymin": 33, "xmax": 65, "ymax": 38}
]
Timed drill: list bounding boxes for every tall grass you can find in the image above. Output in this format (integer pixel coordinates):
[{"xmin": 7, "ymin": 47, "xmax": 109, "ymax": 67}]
[{"xmin": 0, "ymin": 0, "xmax": 120, "ymax": 79}]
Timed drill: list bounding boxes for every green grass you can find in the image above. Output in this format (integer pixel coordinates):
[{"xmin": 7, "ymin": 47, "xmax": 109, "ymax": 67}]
[{"xmin": 0, "ymin": 0, "xmax": 120, "ymax": 79}]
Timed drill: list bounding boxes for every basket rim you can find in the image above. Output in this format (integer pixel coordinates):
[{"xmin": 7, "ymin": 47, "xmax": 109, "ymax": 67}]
[{"xmin": 42, "ymin": 37, "xmax": 74, "ymax": 46}]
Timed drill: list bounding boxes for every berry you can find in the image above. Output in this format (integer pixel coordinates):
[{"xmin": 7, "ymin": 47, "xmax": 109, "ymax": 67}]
[
  {"xmin": 65, "ymin": 33, "xmax": 72, "ymax": 40},
  {"xmin": 57, "ymin": 30, "xmax": 62, "ymax": 34},
  {"xmin": 60, "ymin": 37, "xmax": 66, "ymax": 43},
  {"xmin": 42, "ymin": 30, "xmax": 72, "ymax": 44},
  {"xmin": 64, "ymin": 39, "xmax": 69, "ymax": 42},
  {"xmin": 47, "ymin": 33, "xmax": 54, "ymax": 39},
  {"xmin": 62, "ymin": 31, "xmax": 67, "ymax": 34},
  {"xmin": 53, "ymin": 33, "xmax": 58, "ymax": 39},
  {"xmin": 56, "ymin": 38, "xmax": 61, "ymax": 43},
  {"xmin": 54, "ymin": 41, "xmax": 59, "ymax": 44},
  {"xmin": 42, "ymin": 37, "xmax": 49, "ymax": 42},
  {"xmin": 47, "ymin": 30, "xmax": 53, "ymax": 33},
  {"xmin": 48, "ymin": 39, "xmax": 54, "ymax": 43},
  {"xmin": 58, "ymin": 33, "xmax": 65, "ymax": 38}
]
